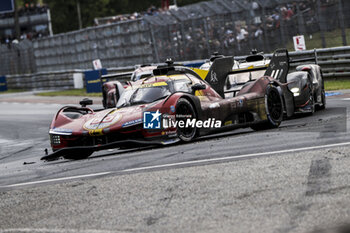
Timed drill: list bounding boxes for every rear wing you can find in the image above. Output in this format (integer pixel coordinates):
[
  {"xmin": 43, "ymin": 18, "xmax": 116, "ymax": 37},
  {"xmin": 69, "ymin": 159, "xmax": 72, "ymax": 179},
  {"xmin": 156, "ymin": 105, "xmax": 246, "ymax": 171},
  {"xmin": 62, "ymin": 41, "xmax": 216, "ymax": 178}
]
[
  {"xmin": 264, "ymin": 48, "xmax": 319, "ymax": 83},
  {"xmin": 100, "ymin": 71, "xmax": 133, "ymax": 84},
  {"xmin": 264, "ymin": 48, "xmax": 290, "ymax": 83},
  {"xmin": 203, "ymin": 56, "xmax": 234, "ymax": 98}
]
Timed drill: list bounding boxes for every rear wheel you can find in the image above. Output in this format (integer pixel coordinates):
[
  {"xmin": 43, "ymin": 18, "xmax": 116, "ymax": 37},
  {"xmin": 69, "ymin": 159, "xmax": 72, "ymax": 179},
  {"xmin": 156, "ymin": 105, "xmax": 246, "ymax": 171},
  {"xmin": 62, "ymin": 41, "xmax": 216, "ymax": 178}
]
[
  {"xmin": 251, "ymin": 85, "xmax": 283, "ymax": 131},
  {"xmin": 63, "ymin": 151, "xmax": 93, "ymax": 160},
  {"xmin": 305, "ymin": 93, "xmax": 315, "ymax": 115},
  {"xmin": 321, "ymin": 89, "xmax": 326, "ymax": 109},
  {"xmin": 317, "ymin": 89, "xmax": 326, "ymax": 110},
  {"xmin": 316, "ymin": 68, "xmax": 326, "ymax": 111},
  {"xmin": 176, "ymin": 98, "xmax": 197, "ymax": 142}
]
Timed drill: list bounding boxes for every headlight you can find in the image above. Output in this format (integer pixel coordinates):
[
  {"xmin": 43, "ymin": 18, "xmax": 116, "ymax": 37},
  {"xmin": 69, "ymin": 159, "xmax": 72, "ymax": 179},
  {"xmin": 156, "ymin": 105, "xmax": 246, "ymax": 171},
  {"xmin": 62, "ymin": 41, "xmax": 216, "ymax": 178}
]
[
  {"xmin": 50, "ymin": 134, "xmax": 61, "ymax": 145},
  {"xmin": 290, "ymin": 87, "xmax": 300, "ymax": 97}
]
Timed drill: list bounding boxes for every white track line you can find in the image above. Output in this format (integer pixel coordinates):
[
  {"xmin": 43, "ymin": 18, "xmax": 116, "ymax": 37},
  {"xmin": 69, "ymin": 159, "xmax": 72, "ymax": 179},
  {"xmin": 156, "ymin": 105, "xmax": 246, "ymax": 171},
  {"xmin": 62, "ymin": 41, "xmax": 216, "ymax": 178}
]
[
  {"xmin": 1, "ymin": 141, "xmax": 350, "ymax": 188},
  {"xmin": 2, "ymin": 172, "xmax": 111, "ymax": 188},
  {"xmin": 121, "ymin": 141, "xmax": 350, "ymax": 173},
  {"xmin": 0, "ymin": 228, "xmax": 114, "ymax": 233}
]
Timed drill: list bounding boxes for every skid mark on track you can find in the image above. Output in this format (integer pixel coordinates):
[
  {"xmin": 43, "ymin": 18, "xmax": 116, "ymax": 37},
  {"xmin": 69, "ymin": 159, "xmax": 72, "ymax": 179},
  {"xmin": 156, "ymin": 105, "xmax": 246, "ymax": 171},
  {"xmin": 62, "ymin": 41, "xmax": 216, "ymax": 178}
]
[
  {"xmin": 144, "ymin": 185, "xmax": 176, "ymax": 226},
  {"xmin": 305, "ymin": 158, "xmax": 332, "ymax": 196},
  {"xmin": 2, "ymin": 141, "xmax": 350, "ymax": 189},
  {"xmin": 276, "ymin": 157, "xmax": 333, "ymax": 232},
  {"xmin": 279, "ymin": 157, "xmax": 333, "ymax": 232},
  {"xmin": 0, "ymin": 139, "xmax": 34, "ymax": 160},
  {"xmin": 277, "ymin": 203, "xmax": 313, "ymax": 233}
]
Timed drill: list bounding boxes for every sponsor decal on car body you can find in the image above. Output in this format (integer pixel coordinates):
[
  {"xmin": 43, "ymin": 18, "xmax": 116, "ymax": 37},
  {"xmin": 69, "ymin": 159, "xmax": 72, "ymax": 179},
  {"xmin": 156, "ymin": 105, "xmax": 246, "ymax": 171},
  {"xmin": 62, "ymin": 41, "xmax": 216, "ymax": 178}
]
[
  {"xmin": 84, "ymin": 113, "xmax": 122, "ymax": 130},
  {"xmin": 122, "ymin": 118, "xmax": 143, "ymax": 128}
]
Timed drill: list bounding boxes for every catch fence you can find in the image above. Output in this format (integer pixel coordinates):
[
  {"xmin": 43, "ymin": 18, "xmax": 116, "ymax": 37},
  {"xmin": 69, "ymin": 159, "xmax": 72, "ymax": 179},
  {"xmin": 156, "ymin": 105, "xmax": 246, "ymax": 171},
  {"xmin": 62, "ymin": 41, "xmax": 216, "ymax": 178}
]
[{"xmin": 1, "ymin": 0, "xmax": 350, "ymax": 76}]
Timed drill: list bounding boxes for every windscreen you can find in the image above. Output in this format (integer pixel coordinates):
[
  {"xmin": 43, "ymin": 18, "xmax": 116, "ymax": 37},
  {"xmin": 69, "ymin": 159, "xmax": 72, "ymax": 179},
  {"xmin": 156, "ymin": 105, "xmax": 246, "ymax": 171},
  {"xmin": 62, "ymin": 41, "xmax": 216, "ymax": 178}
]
[
  {"xmin": 173, "ymin": 79, "xmax": 192, "ymax": 93},
  {"xmin": 132, "ymin": 71, "xmax": 153, "ymax": 81},
  {"xmin": 116, "ymin": 84, "xmax": 171, "ymax": 108}
]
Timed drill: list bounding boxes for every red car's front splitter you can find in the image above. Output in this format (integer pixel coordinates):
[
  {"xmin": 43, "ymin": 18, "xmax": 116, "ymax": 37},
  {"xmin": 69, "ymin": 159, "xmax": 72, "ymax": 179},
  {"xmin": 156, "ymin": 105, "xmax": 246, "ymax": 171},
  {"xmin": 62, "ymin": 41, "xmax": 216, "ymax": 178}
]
[{"xmin": 41, "ymin": 139, "xmax": 179, "ymax": 161}]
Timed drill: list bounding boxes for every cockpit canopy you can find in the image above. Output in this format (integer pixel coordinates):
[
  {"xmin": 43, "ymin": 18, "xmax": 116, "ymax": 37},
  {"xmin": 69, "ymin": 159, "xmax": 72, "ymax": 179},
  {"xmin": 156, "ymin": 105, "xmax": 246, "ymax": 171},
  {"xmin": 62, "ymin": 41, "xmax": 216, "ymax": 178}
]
[{"xmin": 116, "ymin": 76, "xmax": 193, "ymax": 108}]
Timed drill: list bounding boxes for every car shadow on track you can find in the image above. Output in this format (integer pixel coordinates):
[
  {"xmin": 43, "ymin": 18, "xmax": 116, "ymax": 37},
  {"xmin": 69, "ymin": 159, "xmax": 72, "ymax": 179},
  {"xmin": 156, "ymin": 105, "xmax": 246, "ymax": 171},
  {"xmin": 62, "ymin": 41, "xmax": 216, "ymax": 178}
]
[{"xmin": 42, "ymin": 130, "xmax": 257, "ymax": 164}]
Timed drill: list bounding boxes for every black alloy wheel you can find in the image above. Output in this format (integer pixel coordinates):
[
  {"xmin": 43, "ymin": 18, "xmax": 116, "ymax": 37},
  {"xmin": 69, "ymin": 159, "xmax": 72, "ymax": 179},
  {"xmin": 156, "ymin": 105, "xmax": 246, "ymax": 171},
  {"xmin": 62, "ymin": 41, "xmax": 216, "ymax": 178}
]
[
  {"xmin": 251, "ymin": 85, "xmax": 283, "ymax": 131},
  {"xmin": 176, "ymin": 98, "xmax": 197, "ymax": 142}
]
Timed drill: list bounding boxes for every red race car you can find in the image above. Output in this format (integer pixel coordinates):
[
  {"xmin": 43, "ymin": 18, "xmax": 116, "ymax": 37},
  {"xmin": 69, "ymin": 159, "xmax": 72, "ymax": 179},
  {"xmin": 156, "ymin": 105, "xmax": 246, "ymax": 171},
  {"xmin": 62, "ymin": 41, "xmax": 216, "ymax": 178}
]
[{"xmin": 42, "ymin": 50, "xmax": 291, "ymax": 161}]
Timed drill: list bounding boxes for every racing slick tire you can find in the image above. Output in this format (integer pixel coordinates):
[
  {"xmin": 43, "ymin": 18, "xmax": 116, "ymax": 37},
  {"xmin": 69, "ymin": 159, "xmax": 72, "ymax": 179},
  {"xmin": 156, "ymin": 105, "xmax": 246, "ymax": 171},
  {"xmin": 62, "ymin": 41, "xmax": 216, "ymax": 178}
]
[
  {"xmin": 308, "ymin": 94, "xmax": 315, "ymax": 114},
  {"xmin": 303, "ymin": 91, "xmax": 315, "ymax": 116},
  {"xmin": 251, "ymin": 85, "xmax": 283, "ymax": 131},
  {"xmin": 63, "ymin": 151, "xmax": 93, "ymax": 160},
  {"xmin": 316, "ymin": 89, "xmax": 326, "ymax": 110},
  {"xmin": 176, "ymin": 98, "xmax": 198, "ymax": 142}
]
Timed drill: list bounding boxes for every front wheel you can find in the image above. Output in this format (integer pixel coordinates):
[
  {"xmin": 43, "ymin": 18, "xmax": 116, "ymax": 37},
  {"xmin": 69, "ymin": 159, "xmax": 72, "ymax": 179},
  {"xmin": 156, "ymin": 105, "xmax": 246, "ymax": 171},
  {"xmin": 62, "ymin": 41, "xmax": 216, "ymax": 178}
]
[
  {"xmin": 251, "ymin": 85, "xmax": 283, "ymax": 131},
  {"xmin": 176, "ymin": 98, "xmax": 197, "ymax": 142}
]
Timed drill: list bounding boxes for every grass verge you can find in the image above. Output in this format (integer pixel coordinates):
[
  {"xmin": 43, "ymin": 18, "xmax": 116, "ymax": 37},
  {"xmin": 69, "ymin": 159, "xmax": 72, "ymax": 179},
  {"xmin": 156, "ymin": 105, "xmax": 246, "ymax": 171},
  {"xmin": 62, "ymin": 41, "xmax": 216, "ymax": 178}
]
[
  {"xmin": 35, "ymin": 89, "xmax": 102, "ymax": 97},
  {"xmin": 325, "ymin": 79, "xmax": 350, "ymax": 91},
  {"xmin": 286, "ymin": 28, "xmax": 350, "ymax": 51},
  {"xmin": 0, "ymin": 89, "xmax": 27, "ymax": 94}
]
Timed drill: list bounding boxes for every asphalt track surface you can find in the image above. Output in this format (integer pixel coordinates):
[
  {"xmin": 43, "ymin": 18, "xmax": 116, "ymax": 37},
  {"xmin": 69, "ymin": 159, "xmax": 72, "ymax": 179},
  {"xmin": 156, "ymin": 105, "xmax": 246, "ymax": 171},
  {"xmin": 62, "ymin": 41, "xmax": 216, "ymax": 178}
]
[{"xmin": 1, "ymin": 92, "xmax": 350, "ymax": 233}]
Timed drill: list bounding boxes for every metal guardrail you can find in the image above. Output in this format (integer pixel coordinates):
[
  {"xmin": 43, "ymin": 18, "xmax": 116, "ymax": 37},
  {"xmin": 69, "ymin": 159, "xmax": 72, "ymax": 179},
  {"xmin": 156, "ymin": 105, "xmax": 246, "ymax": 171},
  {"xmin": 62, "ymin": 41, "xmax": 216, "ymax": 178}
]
[
  {"xmin": 289, "ymin": 46, "xmax": 350, "ymax": 78},
  {"xmin": 6, "ymin": 69, "xmax": 84, "ymax": 90},
  {"xmin": 6, "ymin": 46, "xmax": 350, "ymax": 90}
]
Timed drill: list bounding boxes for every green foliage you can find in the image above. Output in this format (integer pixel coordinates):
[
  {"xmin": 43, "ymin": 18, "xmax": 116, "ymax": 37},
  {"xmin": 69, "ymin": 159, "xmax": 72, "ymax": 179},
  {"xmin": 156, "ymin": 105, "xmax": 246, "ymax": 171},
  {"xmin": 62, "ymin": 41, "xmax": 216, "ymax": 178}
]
[
  {"xmin": 44, "ymin": 0, "xmax": 79, "ymax": 34},
  {"xmin": 0, "ymin": 89, "xmax": 27, "ymax": 94},
  {"xmin": 43, "ymin": 0, "xmax": 207, "ymax": 34}
]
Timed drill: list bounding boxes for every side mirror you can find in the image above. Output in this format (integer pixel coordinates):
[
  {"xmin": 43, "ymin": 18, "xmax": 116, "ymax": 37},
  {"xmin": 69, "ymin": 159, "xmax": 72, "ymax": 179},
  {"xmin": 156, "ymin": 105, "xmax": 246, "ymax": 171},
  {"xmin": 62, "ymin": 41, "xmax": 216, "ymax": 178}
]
[
  {"xmin": 191, "ymin": 83, "xmax": 206, "ymax": 92},
  {"xmin": 80, "ymin": 98, "xmax": 93, "ymax": 107}
]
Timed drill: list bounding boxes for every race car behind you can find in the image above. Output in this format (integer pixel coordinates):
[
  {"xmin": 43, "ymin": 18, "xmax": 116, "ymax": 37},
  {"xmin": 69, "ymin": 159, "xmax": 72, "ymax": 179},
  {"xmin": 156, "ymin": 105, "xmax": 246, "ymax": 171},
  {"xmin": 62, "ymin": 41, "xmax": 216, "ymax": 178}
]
[{"xmin": 223, "ymin": 49, "xmax": 325, "ymax": 114}]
